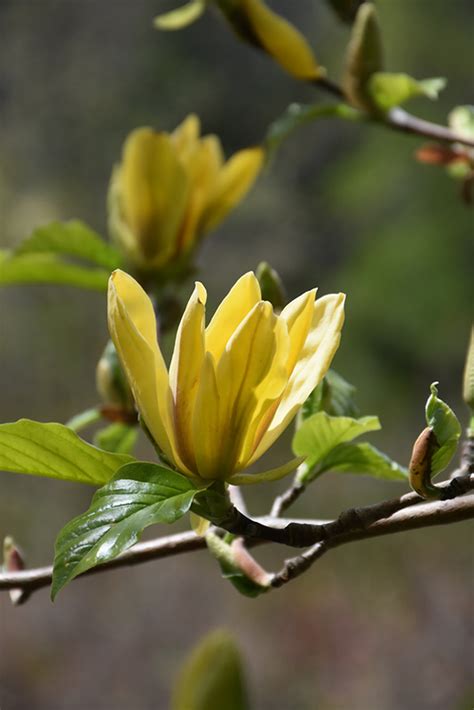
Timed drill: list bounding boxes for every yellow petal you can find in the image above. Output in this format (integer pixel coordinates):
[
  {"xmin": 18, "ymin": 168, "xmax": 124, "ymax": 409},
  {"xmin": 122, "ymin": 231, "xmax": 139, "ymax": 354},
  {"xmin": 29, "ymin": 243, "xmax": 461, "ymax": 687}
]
[
  {"xmin": 107, "ymin": 270, "xmax": 190, "ymax": 473},
  {"xmin": 249, "ymin": 292, "xmax": 346, "ymax": 464},
  {"xmin": 215, "ymin": 301, "xmax": 289, "ymax": 474},
  {"xmin": 175, "ymin": 136, "xmax": 224, "ymax": 254},
  {"xmin": 199, "ymin": 147, "xmax": 264, "ymax": 234},
  {"xmin": 242, "ymin": 0, "xmax": 323, "ymax": 80},
  {"xmin": 205, "ymin": 271, "xmax": 261, "ymax": 364},
  {"xmin": 192, "ymin": 352, "xmax": 223, "ymax": 479},
  {"xmin": 169, "ymin": 282, "xmax": 207, "ymax": 470},
  {"xmin": 281, "ymin": 289, "xmax": 317, "ymax": 375},
  {"xmin": 121, "ymin": 129, "xmax": 190, "ymax": 266},
  {"xmin": 171, "ymin": 114, "xmax": 201, "ymax": 158}
]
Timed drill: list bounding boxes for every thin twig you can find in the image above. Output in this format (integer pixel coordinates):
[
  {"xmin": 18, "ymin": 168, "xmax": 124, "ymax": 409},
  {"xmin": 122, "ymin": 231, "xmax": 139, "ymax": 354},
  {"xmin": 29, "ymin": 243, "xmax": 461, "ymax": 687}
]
[
  {"xmin": 311, "ymin": 78, "xmax": 474, "ymax": 148},
  {"xmin": 271, "ymin": 493, "xmax": 474, "ymax": 587},
  {"xmin": 1, "ymin": 476, "xmax": 472, "ymax": 602}
]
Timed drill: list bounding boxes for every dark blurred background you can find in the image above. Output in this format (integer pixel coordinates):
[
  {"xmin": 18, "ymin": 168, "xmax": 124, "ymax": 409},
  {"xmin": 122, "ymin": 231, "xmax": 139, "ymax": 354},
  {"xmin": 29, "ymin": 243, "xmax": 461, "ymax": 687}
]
[{"xmin": 0, "ymin": 1, "xmax": 472, "ymax": 708}]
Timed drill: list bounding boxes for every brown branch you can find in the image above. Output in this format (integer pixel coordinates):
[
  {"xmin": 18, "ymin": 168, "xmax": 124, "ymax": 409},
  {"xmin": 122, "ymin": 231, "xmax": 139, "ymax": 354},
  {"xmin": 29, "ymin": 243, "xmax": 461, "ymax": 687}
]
[
  {"xmin": 1, "ymin": 475, "xmax": 472, "ymax": 603},
  {"xmin": 271, "ymin": 493, "xmax": 474, "ymax": 588}
]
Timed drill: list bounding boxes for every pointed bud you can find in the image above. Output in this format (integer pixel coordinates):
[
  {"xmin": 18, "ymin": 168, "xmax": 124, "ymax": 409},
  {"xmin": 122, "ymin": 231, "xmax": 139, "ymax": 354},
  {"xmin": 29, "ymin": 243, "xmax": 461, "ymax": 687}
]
[
  {"xmin": 408, "ymin": 427, "xmax": 440, "ymax": 499},
  {"xmin": 96, "ymin": 340, "xmax": 135, "ymax": 415},
  {"xmin": 256, "ymin": 261, "xmax": 286, "ymax": 312},
  {"xmin": 342, "ymin": 3, "xmax": 383, "ymax": 112},
  {"xmin": 463, "ymin": 327, "xmax": 474, "ymax": 422},
  {"xmin": 3, "ymin": 536, "xmax": 29, "ymax": 605}
]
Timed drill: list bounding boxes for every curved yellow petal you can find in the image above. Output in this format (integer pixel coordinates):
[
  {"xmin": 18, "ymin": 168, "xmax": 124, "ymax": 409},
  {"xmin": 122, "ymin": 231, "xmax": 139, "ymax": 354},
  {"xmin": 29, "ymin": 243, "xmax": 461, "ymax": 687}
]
[
  {"xmin": 249, "ymin": 292, "xmax": 346, "ymax": 464},
  {"xmin": 215, "ymin": 301, "xmax": 289, "ymax": 473},
  {"xmin": 281, "ymin": 289, "xmax": 317, "ymax": 375},
  {"xmin": 199, "ymin": 146, "xmax": 264, "ymax": 234},
  {"xmin": 228, "ymin": 455, "xmax": 305, "ymax": 486},
  {"xmin": 121, "ymin": 129, "xmax": 190, "ymax": 266},
  {"xmin": 171, "ymin": 113, "xmax": 201, "ymax": 158},
  {"xmin": 192, "ymin": 352, "xmax": 223, "ymax": 479},
  {"xmin": 107, "ymin": 270, "xmax": 190, "ymax": 473},
  {"xmin": 242, "ymin": 0, "xmax": 323, "ymax": 80},
  {"xmin": 169, "ymin": 282, "xmax": 207, "ymax": 470},
  {"xmin": 205, "ymin": 271, "xmax": 261, "ymax": 364},
  {"xmin": 175, "ymin": 136, "xmax": 224, "ymax": 254}
]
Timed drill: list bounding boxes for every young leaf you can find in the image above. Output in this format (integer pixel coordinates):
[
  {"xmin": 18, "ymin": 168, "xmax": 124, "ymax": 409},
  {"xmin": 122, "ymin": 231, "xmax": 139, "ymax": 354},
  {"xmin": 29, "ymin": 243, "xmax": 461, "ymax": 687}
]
[
  {"xmin": 300, "ymin": 369, "xmax": 359, "ymax": 421},
  {"xmin": 172, "ymin": 629, "xmax": 249, "ymax": 710},
  {"xmin": 94, "ymin": 423, "xmax": 139, "ymax": 455},
  {"xmin": 264, "ymin": 102, "xmax": 359, "ymax": 159},
  {"xmin": 448, "ymin": 105, "xmax": 474, "ymax": 142},
  {"xmin": 154, "ymin": 0, "xmax": 207, "ymax": 30},
  {"xmin": 52, "ymin": 462, "xmax": 197, "ymax": 598},
  {"xmin": 342, "ymin": 2, "xmax": 383, "ymax": 112},
  {"xmin": 0, "ymin": 419, "xmax": 133, "ymax": 485},
  {"xmin": 425, "ymin": 382, "xmax": 461, "ymax": 476},
  {"xmin": 206, "ymin": 532, "xmax": 270, "ymax": 599},
  {"xmin": 17, "ymin": 220, "xmax": 121, "ymax": 270},
  {"xmin": 293, "ymin": 412, "xmax": 381, "ymax": 482},
  {"xmin": 318, "ymin": 441, "xmax": 408, "ymax": 481},
  {"xmin": 0, "ymin": 251, "xmax": 110, "ymax": 291},
  {"xmin": 368, "ymin": 72, "xmax": 446, "ymax": 111}
]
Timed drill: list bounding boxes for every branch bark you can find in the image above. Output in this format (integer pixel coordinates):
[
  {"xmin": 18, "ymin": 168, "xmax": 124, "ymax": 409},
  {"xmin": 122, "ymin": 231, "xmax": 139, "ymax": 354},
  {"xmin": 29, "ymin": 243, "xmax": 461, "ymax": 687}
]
[{"xmin": 1, "ymin": 475, "xmax": 472, "ymax": 602}]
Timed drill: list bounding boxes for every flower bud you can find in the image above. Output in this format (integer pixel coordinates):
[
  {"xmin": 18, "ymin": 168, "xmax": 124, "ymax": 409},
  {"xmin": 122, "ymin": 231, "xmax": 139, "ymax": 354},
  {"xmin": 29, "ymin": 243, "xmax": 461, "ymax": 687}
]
[
  {"xmin": 108, "ymin": 115, "xmax": 263, "ymax": 275},
  {"xmin": 96, "ymin": 340, "xmax": 135, "ymax": 414},
  {"xmin": 255, "ymin": 261, "xmax": 286, "ymax": 312}
]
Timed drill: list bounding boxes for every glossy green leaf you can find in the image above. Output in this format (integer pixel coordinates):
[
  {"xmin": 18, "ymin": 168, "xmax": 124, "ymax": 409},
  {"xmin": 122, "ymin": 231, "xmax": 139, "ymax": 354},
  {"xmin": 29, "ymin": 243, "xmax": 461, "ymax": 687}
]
[
  {"xmin": 368, "ymin": 73, "xmax": 446, "ymax": 111},
  {"xmin": 264, "ymin": 102, "xmax": 361, "ymax": 158},
  {"xmin": 94, "ymin": 423, "xmax": 139, "ymax": 455},
  {"xmin": 425, "ymin": 382, "xmax": 461, "ymax": 476},
  {"xmin": 342, "ymin": 3, "xmax": 383, "ymax": 112},
  {"xmin": 52, "ymin": 462, "xmax": 197, "ymax": 598},
  {"xmin": 300, "ymin": 369, "xmax": 359, "ymax": 422},
  {"xmin": 172, "ymin": 629, "xmax": 249, "ymax": 710},
  {"xmin": 0, "ymin": 419, "xmax": 133, "ymax": 485},
  {"xmin": 0, "ymin": 251, "xmax": 110, "ymax": 291},
  {"xmin": 318, "ymin": 441, "xmax": 408, "ymax": 480},
  {"xmin": 17, "ymin": 220, "xmax": 121, "ymax": 270},
  {"xmin": 293, "ymin": 412, "xmax": 381, "ymax": 482},
  {"xmin": 154, "ymin": 0, "xmax": 206, "ymax": 30}
]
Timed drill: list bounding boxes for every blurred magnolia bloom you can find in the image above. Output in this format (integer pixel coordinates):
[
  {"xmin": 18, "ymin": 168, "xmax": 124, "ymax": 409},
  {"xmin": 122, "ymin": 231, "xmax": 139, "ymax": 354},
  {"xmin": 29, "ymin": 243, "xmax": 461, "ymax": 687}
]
[
  {"xmin": 155, "ymin": 0, "xmax": 324, "ymax": 81},
  {"xmin": 108, "ymin": 115, "xmax": 263, "ymax": 273},
  {"xmin": 108, "ymin": 269, "xmax": 345, "ymax": 483}
]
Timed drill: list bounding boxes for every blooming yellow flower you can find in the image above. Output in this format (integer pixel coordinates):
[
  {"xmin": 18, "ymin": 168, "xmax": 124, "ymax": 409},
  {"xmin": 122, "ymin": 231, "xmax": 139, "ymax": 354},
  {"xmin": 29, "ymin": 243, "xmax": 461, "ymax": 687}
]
[
  {"xmin": 108, "ymin": 115, "xmax": 263, "ymax": 273},
  {"xmin": 108, "ymin": 270, "xmax": 345, "ymax": 483}
]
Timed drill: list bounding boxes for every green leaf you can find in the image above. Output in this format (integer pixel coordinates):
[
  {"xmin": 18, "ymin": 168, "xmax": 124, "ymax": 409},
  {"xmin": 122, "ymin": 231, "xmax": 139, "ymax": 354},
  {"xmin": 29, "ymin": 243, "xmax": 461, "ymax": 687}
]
[
  {"xmin": 368, "ymin": 73, "xmax": 446, "ymax": 111},
  {"xmin": 318, "ymin": 441, "xmax": 408, "ymax": 480},
  {"xmin": 264, "ymin": 102, "xmax": 361, "ymax": 159},
  {"xmin": 154, "ymin": 0, "xmax": 207, "ymax": 30},
  {"xmin": 449, "ymin": 105, "xmax": 474, "ymax": 142},
  {"xmin": 0, "ymin": 419, "xmax": 133, "ymax": 485},
  {"xmin": 94, "ymin": 423, "xmax": 139, "ymax": 455},
  {"xmin": 425, "ymin": 382, "xmax": 461, "ymax": 476},
  {"xmin": 52, "ymin": 462, "xmax": 196, "ymax": 598},
  {"xmin": 172, "ymin": 629, "xmax": 249, "ymax": 710},
  {"xmin": 293, "ymin": 412, "xmax": 381, "ymax": 482},
  {"xmin": 300, "ymin": 369, "xmax": 359, "ymax": 421},
  {"xmin": 17, "ymin": 220, "xmax": 121, "ymax": 270},
  {"xmin": 0, "ymin": 251, "xmax": 110, "ymax": 291},
  {"xmin": 342, "ymin": 3, "xmax": 383, "ymax": 112}
]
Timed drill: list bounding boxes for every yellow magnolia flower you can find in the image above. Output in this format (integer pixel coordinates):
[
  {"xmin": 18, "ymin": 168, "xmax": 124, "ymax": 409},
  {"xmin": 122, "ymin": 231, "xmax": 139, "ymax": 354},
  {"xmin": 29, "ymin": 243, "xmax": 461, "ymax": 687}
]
[
  {"xmin": 108, "ymin": 115, "xmax": 263, "ymax": 273},
  {"xmin": 108, "ymin": 270, "xmax": 345, "ymax": 483}
]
